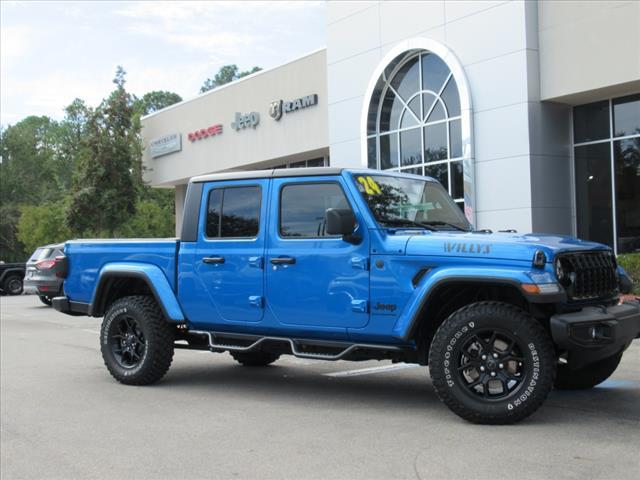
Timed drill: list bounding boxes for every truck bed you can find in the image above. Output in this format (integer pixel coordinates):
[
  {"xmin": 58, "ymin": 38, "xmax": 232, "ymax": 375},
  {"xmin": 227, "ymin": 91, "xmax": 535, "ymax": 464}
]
[{"xmin": 63, "ymin": 239, "xmax": 179, "ymax": 303}]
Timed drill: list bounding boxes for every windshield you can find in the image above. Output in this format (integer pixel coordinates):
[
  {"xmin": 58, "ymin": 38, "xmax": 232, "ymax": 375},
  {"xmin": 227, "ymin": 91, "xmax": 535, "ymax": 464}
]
[{"xmin": 353, "ymin": 174, "xmax": 471, "ymax": 231}]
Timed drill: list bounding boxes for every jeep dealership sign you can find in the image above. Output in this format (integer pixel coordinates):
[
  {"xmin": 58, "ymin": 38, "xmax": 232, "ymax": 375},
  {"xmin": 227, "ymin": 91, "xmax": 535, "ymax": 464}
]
[{"xmin": 231, "ymin": 111, "xmax": 260, "ymax": 131}]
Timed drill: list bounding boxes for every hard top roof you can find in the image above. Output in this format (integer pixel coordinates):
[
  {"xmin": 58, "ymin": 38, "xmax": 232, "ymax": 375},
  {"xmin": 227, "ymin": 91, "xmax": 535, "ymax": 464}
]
[
  {"xmin": 190, "ymin": 167, "xmax": 437, "ymax": 184},
  {"xmin": 190, "ymin": 167, "xmax": 343, "ymax": 183}
]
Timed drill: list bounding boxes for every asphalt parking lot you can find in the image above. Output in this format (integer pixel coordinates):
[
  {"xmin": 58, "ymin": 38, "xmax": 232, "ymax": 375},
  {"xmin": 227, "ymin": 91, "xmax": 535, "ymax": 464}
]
[{"xmin": 1, "ymin": 295, "xmax": 639, "ymax": 480}]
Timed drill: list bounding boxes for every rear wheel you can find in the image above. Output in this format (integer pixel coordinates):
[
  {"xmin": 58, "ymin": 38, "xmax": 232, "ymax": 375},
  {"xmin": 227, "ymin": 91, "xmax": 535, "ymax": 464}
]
[
  {"xmin": 555, "ymin": 353, "xmax": 622, "ymax": 390},
  {"xmin": 39, "ymin": 295, "xmax": 53, "ymax": 306},
  {"xmin": 428, "ymin": 302, "xmax": 555, "ymax": 424},
  {"xmin": 231, "ymin": 351, "xmax": 280, "ymax": 367},
  {"xmin": 3, "ymin": 274, "xmax": 23, "ymax": 295},
  {"xmin": 101, "ymin": 295, "xmax": 174, "ymax": 385}
]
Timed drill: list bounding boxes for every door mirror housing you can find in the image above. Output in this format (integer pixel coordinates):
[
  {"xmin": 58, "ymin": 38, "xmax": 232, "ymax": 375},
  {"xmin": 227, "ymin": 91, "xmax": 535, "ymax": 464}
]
[
  {"xmin": 325, "ymin": 208, "xmax": 356, "ymax": 235},
  {"xmin": 325, "ymin": 208, "xmax": 361, "ymax": 244}
]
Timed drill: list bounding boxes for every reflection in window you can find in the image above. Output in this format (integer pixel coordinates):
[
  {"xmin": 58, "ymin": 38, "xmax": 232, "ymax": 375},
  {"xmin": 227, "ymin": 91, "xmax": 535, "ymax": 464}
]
[
  {"xmin": 367, "ymin": 50, "xmax": 464, "ymax": 208},
  {"xmin": 614, "ymin": 138, "xmax": 640, "ymax": 253},
  {"xmin": 575, "ymin": 143, "xmax": 613, "ymax": 247},
  {"xmin": 573, "ymin": 94, "xmax": 640, "ymax": 253},
  {"xmin": 613, "ymin": 94, "xmax": 640, "ymax": 138},
  {"xmin": 280, "ymin": 183, "xmax": 350, "ymax": 238},
  {"xmin": 206, "ymin": 186, "xmax": 261, "ymax": 238}
]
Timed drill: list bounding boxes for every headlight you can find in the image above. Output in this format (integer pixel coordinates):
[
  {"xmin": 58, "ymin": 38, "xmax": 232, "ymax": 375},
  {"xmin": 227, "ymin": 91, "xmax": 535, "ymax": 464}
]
[
  {"xmin": 554, "ymin": 257, "xmax": 573, "ymax": 287},
  {"xmin": 555, "ymin": 260, "xmax": 564, "ymax": 280}
]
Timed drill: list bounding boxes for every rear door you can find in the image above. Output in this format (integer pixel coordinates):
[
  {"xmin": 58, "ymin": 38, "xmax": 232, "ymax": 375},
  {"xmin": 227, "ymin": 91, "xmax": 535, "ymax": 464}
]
[{"xmin": 182, "ymin": 179, "xmax": 268, "ymax": 328}]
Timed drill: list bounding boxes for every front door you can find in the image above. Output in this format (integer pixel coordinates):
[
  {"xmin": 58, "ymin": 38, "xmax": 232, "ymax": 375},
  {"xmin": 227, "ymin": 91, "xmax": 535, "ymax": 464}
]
[
  {"xmin": 266, "ymin": 177, "xmax": 370, "ymax": 329},
  {"xmin": 189, "ymin": 179, "xmax": 268, "ymax": 327}
]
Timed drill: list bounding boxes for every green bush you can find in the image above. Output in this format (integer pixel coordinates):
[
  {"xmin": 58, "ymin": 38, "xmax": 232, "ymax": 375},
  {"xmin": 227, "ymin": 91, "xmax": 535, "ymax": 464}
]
[
  {"xmin": 618, "ymin": 253, "xmax": 640, "ymax": 295},
  {"xmin": 17, "ymin": 201, "xmax": 71, "ymax": 256}
]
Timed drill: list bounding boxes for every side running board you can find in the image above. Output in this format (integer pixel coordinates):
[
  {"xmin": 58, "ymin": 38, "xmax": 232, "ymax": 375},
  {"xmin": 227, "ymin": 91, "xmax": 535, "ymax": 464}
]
[{"xmin": 188, "ymin": 330, "xmax": 403, "ymax": 361}]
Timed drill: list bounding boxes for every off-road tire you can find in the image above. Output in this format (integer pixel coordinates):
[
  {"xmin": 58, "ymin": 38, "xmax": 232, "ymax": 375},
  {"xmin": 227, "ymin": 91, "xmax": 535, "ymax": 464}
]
[
  {"xmin": 101, "ymin": 295, "xmax": 174, "ymax": 385},
  {"xmin": 3, "ymin": 274, "xmax": 23, "ymax": 295},
  {"xmin": 428, "ymin": 301, "xmax": 556, "ymax": 424},
  {"xmin": 39, "ymin": 295, "xmax": 53, "ymax": 306},
  {"xmin": 231, "ymin": 351, "xmax": 280, "ymax": 367},
  {"xmin": 555, "ymin": 352, "xmax": 622, "ymax": 390}
]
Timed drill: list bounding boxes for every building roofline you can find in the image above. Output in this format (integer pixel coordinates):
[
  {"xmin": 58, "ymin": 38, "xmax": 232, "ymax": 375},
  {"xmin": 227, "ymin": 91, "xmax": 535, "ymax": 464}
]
[{"xmin": 141, "ymin": 47, "xmax": 327, "ymax": 121}]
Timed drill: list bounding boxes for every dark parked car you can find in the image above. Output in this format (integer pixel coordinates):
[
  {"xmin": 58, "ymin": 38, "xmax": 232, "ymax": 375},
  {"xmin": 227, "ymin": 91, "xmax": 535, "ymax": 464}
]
[
  {"xmin": 0, "ymin": 262, "xmax": 25, "ymax": 295},
  {"xmin": 24, "ymin": 244, "xmax": 65, "ymax": 306}
]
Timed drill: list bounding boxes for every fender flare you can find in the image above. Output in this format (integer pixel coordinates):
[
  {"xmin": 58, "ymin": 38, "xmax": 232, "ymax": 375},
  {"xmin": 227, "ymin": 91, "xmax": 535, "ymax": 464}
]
[
  {"xmin": 392, "ymin": 267, "xmax": 562, "ymax": 341},
  {"xmin": 90, "ymin": 263, "xmax": 185, "ymax": 322}
]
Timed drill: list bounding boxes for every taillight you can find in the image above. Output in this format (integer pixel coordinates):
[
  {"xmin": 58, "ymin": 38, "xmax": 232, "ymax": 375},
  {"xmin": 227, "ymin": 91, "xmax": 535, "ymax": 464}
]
[
  {"xmin": 36, "ymin": 260, "xmax": 56, "ymax": 270},
  {"xmin": 54, "ymin": 255, "xmax": 68, "ymax": 278}
]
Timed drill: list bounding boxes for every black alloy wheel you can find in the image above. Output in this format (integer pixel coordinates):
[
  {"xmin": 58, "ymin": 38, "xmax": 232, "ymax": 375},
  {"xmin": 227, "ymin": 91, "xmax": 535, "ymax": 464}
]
[
  {"xmin": 457, "ymin": 329, "xmax": 527, "ymax": 400},
  {"xmin": 109, "ymin": 315, "xmax": 147, "ymax": 369}
]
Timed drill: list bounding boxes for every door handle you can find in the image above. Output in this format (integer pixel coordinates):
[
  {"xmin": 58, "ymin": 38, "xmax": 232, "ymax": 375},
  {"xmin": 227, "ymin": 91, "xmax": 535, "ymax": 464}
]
[
  {"xmin": 203, "ymin": 256, "xmax": 225, "ymax": 264},
  {"xmin": 270, "ymin": 257, "xmax": 296, "ymax": 265}
]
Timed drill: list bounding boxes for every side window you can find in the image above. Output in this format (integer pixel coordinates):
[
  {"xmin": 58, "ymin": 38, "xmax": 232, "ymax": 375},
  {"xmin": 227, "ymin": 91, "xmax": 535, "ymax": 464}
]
[
  {"xmin": 206, "ymin": 186, "xmax": 261, "ymax": 239},
  {"xmin": 280, "ymin": 183, "xmax": 351, "ymax": 238}
]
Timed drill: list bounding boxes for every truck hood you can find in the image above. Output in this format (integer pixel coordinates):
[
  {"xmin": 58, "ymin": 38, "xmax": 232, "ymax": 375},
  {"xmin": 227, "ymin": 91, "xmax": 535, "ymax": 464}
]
[{"xmin": 404, "ymin": 231, "xmax": 610, "ymax": 263}]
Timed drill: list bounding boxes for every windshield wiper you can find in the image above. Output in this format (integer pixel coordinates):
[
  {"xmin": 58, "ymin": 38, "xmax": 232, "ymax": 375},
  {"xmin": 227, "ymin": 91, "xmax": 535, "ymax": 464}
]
[
  {"xmin": 378, "ymin": 217, "xmax": 437, "ymax": 231},
  {"xmin": 418, "ymin": 220, "xmax": 469, "ymax": 232}
]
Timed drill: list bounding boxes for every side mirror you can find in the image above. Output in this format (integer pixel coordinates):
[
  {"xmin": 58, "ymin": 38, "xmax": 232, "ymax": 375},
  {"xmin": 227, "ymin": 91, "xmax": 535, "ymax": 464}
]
[{"xmin": 325, "ymin": 208, "xmax": 356, "ymax": 235}]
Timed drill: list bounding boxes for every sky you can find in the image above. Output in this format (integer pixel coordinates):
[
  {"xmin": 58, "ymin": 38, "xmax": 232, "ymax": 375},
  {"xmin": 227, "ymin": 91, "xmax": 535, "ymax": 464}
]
[{"xmin": 0, "ymin": 0, "xmax": 327, "ymax": 126}]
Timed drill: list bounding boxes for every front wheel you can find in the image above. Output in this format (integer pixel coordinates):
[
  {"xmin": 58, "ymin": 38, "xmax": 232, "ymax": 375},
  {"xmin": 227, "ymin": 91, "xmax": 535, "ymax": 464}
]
[
  {"xmin": 555, "ymin": 353, "xmax": 622, "ymax": 390},
  {"xmin": 428, "ymin": 302, "xmax": 556, "ymax": 424},
  {"xmin": 101, "ymin": 295, "xmax": 175, "ymax": 385}
]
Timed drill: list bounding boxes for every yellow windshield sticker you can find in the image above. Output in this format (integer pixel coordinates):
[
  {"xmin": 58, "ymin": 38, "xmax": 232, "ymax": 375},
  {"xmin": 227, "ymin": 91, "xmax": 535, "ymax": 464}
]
[
  {"xmin": 357, "ymin": 176, "xmax": 374, "ymax": 195},
  {"xmin": 357, "ymin": 176, "xmax": 382, "ymax": 195}
]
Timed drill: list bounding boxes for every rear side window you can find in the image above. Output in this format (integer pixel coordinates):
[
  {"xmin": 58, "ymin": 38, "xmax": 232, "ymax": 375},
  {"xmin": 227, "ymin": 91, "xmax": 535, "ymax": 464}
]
[
  {"xmin": 30, "ymin": 248, "xmax": 52, "ymax": 261},
  {"xmin": 206, "ymin": 186, "xmax": 261, "ymax": 238},
  {"xmin": 280, "ymin": 183, "xmax": 351, "ymax": 238}
]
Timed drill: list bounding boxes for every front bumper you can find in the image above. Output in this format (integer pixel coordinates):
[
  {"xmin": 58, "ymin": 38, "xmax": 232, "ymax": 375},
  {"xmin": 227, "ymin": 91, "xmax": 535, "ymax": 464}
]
[{"xmin": 550, "ymin": 301, "xmax": 640, "ymax": 368}]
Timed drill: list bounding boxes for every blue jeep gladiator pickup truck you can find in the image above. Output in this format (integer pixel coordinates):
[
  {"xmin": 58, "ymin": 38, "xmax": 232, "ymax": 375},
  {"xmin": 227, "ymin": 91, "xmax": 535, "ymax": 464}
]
[{"xmin": 53, "ymin": 168, "xmax": 640, "ymax": 424}]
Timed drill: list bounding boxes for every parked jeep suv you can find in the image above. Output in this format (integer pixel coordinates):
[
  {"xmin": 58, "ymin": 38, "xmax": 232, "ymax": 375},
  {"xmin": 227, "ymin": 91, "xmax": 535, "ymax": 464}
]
[{"xmin": 52, "ymin": 168, "xmax": 640, "ymax": 424}]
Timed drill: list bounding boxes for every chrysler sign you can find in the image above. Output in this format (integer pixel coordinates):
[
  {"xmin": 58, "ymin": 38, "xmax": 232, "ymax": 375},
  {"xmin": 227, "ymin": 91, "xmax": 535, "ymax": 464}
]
[
  {"xmin": 149, "ymin": 133, "xmax": 181, "ymax": 158},
  {"xmin": 269, "ymin": 94, "xmax": 318, "ymax": 121}
]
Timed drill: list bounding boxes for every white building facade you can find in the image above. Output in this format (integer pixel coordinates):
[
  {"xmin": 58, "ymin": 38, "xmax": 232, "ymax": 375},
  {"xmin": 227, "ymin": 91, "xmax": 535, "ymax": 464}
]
[{"xmin": 142, "ymin": 0, "xmax": 640, "ymax": 253}]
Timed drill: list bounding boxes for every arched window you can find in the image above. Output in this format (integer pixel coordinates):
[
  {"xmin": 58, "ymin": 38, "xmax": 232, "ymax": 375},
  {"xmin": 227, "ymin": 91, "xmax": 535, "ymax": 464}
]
[{"xmin": 365, "ymin": 48, "xmax": 471, "ymax": 215}]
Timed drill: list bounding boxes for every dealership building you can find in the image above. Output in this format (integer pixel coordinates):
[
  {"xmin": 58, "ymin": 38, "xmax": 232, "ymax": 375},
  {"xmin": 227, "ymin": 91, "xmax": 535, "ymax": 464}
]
[{"xmin": 141, "ymin": 0, "xmax": 639, "ymax": 253}]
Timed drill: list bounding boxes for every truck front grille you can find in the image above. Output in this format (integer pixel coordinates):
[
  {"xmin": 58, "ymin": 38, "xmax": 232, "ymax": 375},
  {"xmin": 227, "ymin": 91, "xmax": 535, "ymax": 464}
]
[{"xmin": 556, "ymin": 251, "xmax": 618, "ymax": 301}]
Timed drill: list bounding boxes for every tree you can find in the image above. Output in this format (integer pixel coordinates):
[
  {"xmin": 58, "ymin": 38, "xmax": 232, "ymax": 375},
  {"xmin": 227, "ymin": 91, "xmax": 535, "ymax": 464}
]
[
  {"xmin": 133, "ymin": 91, "xmax": 182, "ymax": 116},
  {"xmin": 67, "ymin": 66, "xmax": 139, "ymax": 237},
  {"xmin": 199, "ymin": 64, "xmax": 262, "ymax": 93},
  {"xmin": 55, "ymin": 99, "xmax": 92, "ymax": 192},
  {"xmin": 0, "ymin": 116, "xmax": 60, "ymax": 206},
  {"xmin": 16, "ymin": 201, "xmax": 71, "ymax": 255},
  {"xmin": 119, "ymin": 199, "xmax": 175, "ymax": 238},
  {"xmin": 0, "ymin": 205, "xmax": 23, "ymax": 262}
]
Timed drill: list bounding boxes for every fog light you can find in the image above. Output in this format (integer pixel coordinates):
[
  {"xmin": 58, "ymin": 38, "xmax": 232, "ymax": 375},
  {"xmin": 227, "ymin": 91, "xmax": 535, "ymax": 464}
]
[{"xmin": 570, "ymin": 323, "xmax": 613, "ymax": 344}]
